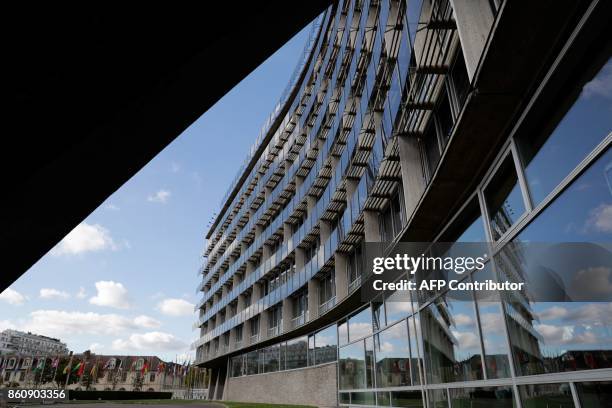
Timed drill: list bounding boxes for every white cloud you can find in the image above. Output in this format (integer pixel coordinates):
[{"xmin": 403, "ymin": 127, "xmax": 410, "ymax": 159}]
[
  {"xmin": 0, "ymin": 288, "xmax": 27, "ymax": 305},
  {"xmin": 76, "ymin": 287, "xmax": 87, "ymax": 299},
  {"xmin": 112, "ymin": 332, "xmax": 187, "ymax": 352},
  {"xmin": 583, "ymin": 61, "xmax": 612, "ymax": 99},
  {"xmin": 89, "ymin": 281, "xmax": 131, "ymax": 309},
  {"xmin": 147, "ymin": 189, "xmax": 171, "ymax": 204},
  {"xmin": 0, "ymin": 320, "xmax": 14, "ymax": 331},
  {"xmin": 133, "ymin": 315, "xmax": 162, "ymax": 329},
  {"xmin": 105, "ymin": 203, "xmax": 120, "ymax": 211},
  {"xmin": 18, "ymin": 310, "xmax": 162, "ymax": 337},
  {"xmin": 51, "ymin": 222, "xmax": 117, "ymax": 256},
  {"xmin": 171, "ymin": 162, "xmax": 181, "ymax": 173},
  {"xmin": 39, "ymin": 288, "xmax": 70, "ymax": 300},
  {"xmin": 452, "ymin": 330, "xmax": 480, "ymax": 350},
  {"xmin": 586, "ymin": 204, "xmax": 612, "ymax": 233},
  {"xmin": 157, "ymin": 298, "xmax": 194, "ymax": 317},
  {"xmin": 454, "ymin": 313, "xmax": 475, "ymax": 327}
]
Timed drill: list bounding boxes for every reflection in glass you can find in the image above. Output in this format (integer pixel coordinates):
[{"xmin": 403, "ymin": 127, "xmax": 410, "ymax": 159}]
[
  {"xmin": 285, "ymin": 336, "xmax": 307, "ymax": 370},
  {"xmin": 516, "ymin": 60, "xmax": 612, "ymax": 206},
  {"xmin": 385, "ymin": 287, "xmax": 413, "ymax": 324},
  {"xmin": 450, "ymin": 387, "xmax": 515, "ymax": 408},
  {"xmin": 472, "ymin": 265, "xmax": 511, "ymax": 379},
  {"xmin": 407, "ymin": 315, "xmax": 422, "ymax": 385},
  {"xmin": 576, "ymin": 381, "xmax": 612, "ymax": 408},
  {"xmin": 391, "ymin": 391, "xmax": 425, "ymax": 408},
  {"xmin": 365, "ymin": 337, "xmax": 375, "ymax": 389},
  {"xmin": 484, "ymin": 153, "xmax": 526, "ymax": 240},
  {"xmin": 519, "ymin": 383, "xmax": 575, "ymax": 408},
  {"xmin": 349, "ymin": 307, "xmax": 373, "ymax": 342},
  {"xmin": 421, "ymin": 292, "xmax": 483, "ymax": 383},
  {"xmin": 496, "ymin": 149, "xmax": 612, "ymax": 376},
  {"xmin": 375, "ymin": 322, "xmax": 410, "ymax": 387},
  {"xmin": 339, "ymin": 341, "xmax": 366, "ymax": 390},
  {"xmin": 339, "ymin": 320, "xmax": 349, "ymax": 345},
  {"xmin": 315, "ymin": 325, "xmax": 338, "ymax": 365},
  {"xmin": 428, "ymin": 389, "xmax": 448, "ymax": 408}
]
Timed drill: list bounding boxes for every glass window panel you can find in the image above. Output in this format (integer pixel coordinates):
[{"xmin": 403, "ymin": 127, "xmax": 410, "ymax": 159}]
[
  {"xmin": 450, "ymin": 387, "xmax": 516, "ymax": 408},
  {"xmin": 428, "ymin": 389, "xmax": 449, "ymax": 408},
  {"xmin": 472, "ymin": 264, "xmax": 512, "ymax": 379},
  {"xmin": 375, "ymin": 322, "xmax": 411, "ymax": 387},
  {"xmin": 365, "ymin": 337, "xmax": 374, "ymax": 389},
  {"xmin": 391, "ymin": 391, "xmax": 425, "ymax": 408},
  {"xmin": 519, "ymin": 383, "xmax": 575, "ymax": 408},
  {"xmin": 308, "ymin": 334, "xmax": 315, "ymax": 366},
  {"xmin": 407, "ymin": 315, "xmax": 422, "ymax": 385},
  {"xmin": 315, "ymin": 325, "xmax": 338, "ymax": 365},
  {"xmin": 349, "ymin": 307, "xmax": 373, "ymax": 342},
  {"xmin": 436, "ymin": 87, "xmax": 454, "ymax": 143},
  {"xmin": 339, "ymin": 392, "xmax": 351, "ymax": 404},
  {"xmin": 339, "ymin": 341, "xmax": 366, "ymax": 390},
  {"xmin": 263, "ymin": 344, "xmax": 279, "ymax": 373},
  {"xmin": 385, "ymin": 287, "xmax": 413, "ymax": 325},
  {"xmin": 285, "ymin": 336, "xmax": 307, "ymax": 370},
  {"xmin": 246, "ymin": 351, "xmax": 258, "ymax": 375},
  {"xmin": 576, "ymin": 381, "xmax": 612, "ymax": 408},
  {"xmin": 516, "ymin": 60, "xmax": 612, "ymax": 206},
  {"xmin": 421, "ymin": 291, "xmax": 484, "ymax": 383},
  {"xmin": 377, "ymin": 391, "xmax": 391, "ymax": 406},
  {"xmin": 497, "ymin": 149, "xmax": 612, "ymax": 376},
  {"xmin": 422, "ymin": 121, "xmax": 441, "ymax": 182},
  {"xmin": 484, "ymin": 153, "xmax": 527, "ymax": 240},
  {"xmin": 450, "ymin": 48, "xmax": 470, "ymax": 110},
  {"xmin": 351, "ymin": 391, "xmax": 376, "ymax": 406},
  {"xmin": 373, "ymin": 298, "xmax": 386, "ymax": 331},
  {"xmin": 339, "ymin": 320, "xmax": 349, "ymax": 346}
]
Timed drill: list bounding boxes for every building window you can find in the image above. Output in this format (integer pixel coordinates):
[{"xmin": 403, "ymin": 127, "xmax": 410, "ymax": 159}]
[
  {"xmin": 347, "ymin": 244, "xmax": 363, "ymax": 291},
  {"xmin": 448, "ymin": 47, "xmax": 470, "ymax": 115},
  {"xmin": 516, "ymin": 60, "xmax": 611, "ymax": 207},
  {"xmin": 483, "ymin": 152, "xmax": 527, "ymax": 240},
  {"xmin": 449, "ymin": 386, "xmax": 515, "ymax": 408},
  {"xmin": 496, "ymin": 148, "xmax": 612, "ymax": 377},
  {"xmin": 318, "ymin": 271, "xmax": 336, "ymax": 314},
  {"xmin": 575, "ymin": 381, "xmax": 612, "ymax": 408},
  {"xmin": 380, "ymin": 188, "xmax": 406, "ymax": 241},
  {"xmin": 314, "ymin": 325, "xmax": 337, "ymax": 365},
  {"xmin": 235, "ymin": 324, "xmax": 243, "ymax": 343},
  {"xmin": 519, "ymin": 383, "xmax": 575, "ymax": 408},
  {"xmin": 285, "ymin": 336, "xmax": 308, "ymax": 370},
  {"xmin": 250, "ymin": 316, "xmax": 260, "ymax": 340},
  {"xmin": 374, "ymin": 322, "xmax": 411, "ymax": 387},
  {"xmin": 421, "ymin": 288, "xmax": 484, "ymax": 383},
  {"xmin": 421, "ymin": 121, "xmax": 441, "ymax": 183},
  {"xmin": 339, "ymin": 340, "xmax": 366, "ymax": 390},
  {"xmin": 348, "ymin": 307, "xmax": 373, "ymax": 342}
]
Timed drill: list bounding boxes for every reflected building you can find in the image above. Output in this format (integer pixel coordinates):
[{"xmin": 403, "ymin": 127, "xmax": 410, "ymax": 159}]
[{"xmin": 193, "ymin": 0, "xmax": 612, "ymax": 406}]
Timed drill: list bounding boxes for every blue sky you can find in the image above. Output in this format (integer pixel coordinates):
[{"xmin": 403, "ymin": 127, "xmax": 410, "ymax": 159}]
[{"xmin": 0, "ymin": 22, "xmax": 312, "ymax": 362}]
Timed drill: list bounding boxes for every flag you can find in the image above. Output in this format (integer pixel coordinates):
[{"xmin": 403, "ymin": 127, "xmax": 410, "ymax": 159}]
[
  {"xmin": 90, "ymin": 363, "xmax": 98, "ymax": 377},
  {"xmin": 157, "ymin": 362, "xmax": 165, "ymax": 373},
  {"xmin": 51, "ymin": 357, "xmax": 60, "ymax": 368},
  {"xmin": 33, "ymin": 358, "xmax": 45, "ymax": 372},
  {"xmin": 71, "ymin": 360, "xmax": 82, "ymax": 373},
  {"xmin": 77, "ymin": 361, "xmax": 86, "ymax": 377},
  {"xmin": 62, "ymin": 362, "xmax": 70, "ymax": 375},
  {"xmin": 141, "ymin": 360, "xmax": 149, "ymax": 375}
]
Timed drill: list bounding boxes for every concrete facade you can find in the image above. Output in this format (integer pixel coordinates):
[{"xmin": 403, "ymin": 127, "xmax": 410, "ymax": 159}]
[{"xmin": 225, "ymin": 362, "xmax": 337, "ymax": 407}]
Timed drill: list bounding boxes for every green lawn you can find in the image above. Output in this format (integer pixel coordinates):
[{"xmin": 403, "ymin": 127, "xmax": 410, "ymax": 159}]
[{"xmin": 220, "ymin": 402, "xmax": 315, "ymax": 408}]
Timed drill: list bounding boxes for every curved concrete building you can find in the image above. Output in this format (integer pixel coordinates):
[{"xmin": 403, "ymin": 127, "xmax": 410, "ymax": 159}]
[{"xmin": 194, "ymin": 0, "xmax": 612, "ymax": 406}]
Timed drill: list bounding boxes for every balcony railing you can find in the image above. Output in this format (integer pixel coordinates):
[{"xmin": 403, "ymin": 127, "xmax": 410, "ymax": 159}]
[
  {"xmin": 268, "ymin": 325, "xmax": 281, "ymax": 337},
  {"xmin": 319, "ymin": 296, "xmax": 336, "ymax": 315},
  {"xmin": 348, "ymin": 275, "xmax": 362, "ymax": 294},
  {"xmin": 290, "ymin": 312, "xmax": 307, "ymax": 329},
  {"xmin": 250, "ymin": 334, "xmax": 260, "ymax": 344}
]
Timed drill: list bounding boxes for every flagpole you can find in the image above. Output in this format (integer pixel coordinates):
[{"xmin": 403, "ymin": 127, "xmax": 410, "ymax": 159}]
[
  {"xmin": 51, "ymin": 355, "xmax": 60, "ymax": 387},
  {"xmin": 63, "ymin": 352, "xmax": 73, "ymax": 390}
]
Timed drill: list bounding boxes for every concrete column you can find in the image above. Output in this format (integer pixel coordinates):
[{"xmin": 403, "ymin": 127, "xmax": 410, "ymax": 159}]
[
  {"xmin": 364, "ymin": 210, "xmax": 381, "ymax": 242},
  {"xmin": 335, "ymin": 252, "xmax": 349, "ymax": 301},
  {"xmin": 346, "ymin": 178, "xmax": 358, "ymax": 202},
  {"xmin": 398, "ymin": 134, "xmax": 426, "ymax": 220},
  {"xmin": 283, "ymin": 222, "xmax": 292, "ymax": 245},
  {"xmin": 450, "ymin": 0, "xmax": 494, "ymax": 81},
  {"xmin": 229, "ymin": 328, "xmax": 236, "ymax": 351},
  {"xmin": 253, "ymin": 282, "xmax": 264, "ymax": 301},
  {"xmin": 306, "ymin": 195, "xmax": 317, "ymax": 217},
  {"xmin": 222, "ymin": 285, "xmax": 228, "ymax": 298},
  {"xmin": 307, "ymin": 278, "xmax": 319, "ymax": 322},
  {"xmin": 295, "ymin": 247, "xmax": 306, "ymax": 272},
  {"xmin": 282, "ymin": 297, "xmax": 293, "ymax": 332},
  {"xmin": 260, "ymin": 311, "xmax": 270, "ymax": 340},
  {"xmin": 262, "ymin": 244, "xmax": 271, "ymax": 261},
  {"xmin": 245, "ymin": 260, "xmax": 255, "ymax": 276},
  {"xmin": 320, "ymin": 220, "xmax": 331, "ymax": 244},
  {"xmin": 296, "ymin": 175, "xmax": 304, "ymax": 190},
  {"xmin": 265, "ymin": 186, "xmax": 272, "ymax": 201}
]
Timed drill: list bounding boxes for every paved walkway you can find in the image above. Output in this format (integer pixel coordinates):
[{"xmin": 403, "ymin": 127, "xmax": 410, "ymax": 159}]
[{"xmin": 27, "ymin": 403, "xmax": 225, "ymax": 408}]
